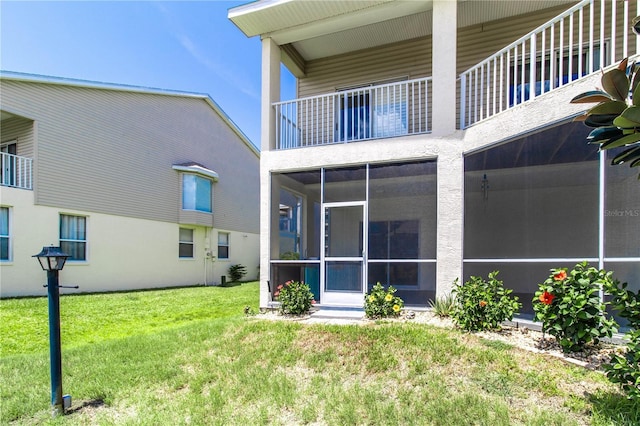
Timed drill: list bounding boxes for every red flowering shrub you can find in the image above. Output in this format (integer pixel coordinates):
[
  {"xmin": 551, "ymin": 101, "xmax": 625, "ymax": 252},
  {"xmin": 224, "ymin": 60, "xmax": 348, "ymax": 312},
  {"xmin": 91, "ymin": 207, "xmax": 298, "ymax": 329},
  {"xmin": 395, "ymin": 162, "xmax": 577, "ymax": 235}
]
[
  {"xmin": 275, "ymin": 280, "xmax": 315, "ymax": 315},
  {"xmin": 533, "ymin": 262, "xmax": 617, "ymax": 353}
]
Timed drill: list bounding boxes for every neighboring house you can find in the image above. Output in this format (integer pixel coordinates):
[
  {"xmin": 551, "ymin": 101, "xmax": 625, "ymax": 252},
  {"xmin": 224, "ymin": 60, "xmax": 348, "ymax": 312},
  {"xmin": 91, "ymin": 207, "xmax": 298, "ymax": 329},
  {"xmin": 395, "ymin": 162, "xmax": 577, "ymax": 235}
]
[
  {"xmin": 0, "ymin": 72, "xmax": 260, "ymax": 297},
  {"xmin": 229, "ymin": 0, "xmax": 640, "ymax": 317}
]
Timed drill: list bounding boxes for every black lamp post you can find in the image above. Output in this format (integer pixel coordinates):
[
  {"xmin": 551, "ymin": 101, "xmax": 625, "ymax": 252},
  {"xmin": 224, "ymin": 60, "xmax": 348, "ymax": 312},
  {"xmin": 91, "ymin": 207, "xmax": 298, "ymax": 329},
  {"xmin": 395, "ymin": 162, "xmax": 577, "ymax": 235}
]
[{"xmin": 33, "ymin": 246, "xmax": 70, "ymax": 416}]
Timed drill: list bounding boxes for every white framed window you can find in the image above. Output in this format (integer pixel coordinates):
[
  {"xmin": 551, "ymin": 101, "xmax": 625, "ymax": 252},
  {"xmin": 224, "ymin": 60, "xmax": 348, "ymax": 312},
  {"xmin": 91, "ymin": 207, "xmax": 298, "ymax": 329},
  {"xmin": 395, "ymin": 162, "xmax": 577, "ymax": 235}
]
[
  {"xmin": 0, "ymin": 206, "xmax": 10, "ymax": 261},
  {"xmin": 179, "ymin": 228, "xmax": 194, "ymax": 258},
  {"xmin": 182, "ymin": 174, "xmax": 212, "ymax": 213},
  {"xmin": 218, "ymin": 232, "xmax": 229, "ymax": 259},
  {"xmin": 60, "ymin": 214, "xmax": 87, "ymax": 261}
]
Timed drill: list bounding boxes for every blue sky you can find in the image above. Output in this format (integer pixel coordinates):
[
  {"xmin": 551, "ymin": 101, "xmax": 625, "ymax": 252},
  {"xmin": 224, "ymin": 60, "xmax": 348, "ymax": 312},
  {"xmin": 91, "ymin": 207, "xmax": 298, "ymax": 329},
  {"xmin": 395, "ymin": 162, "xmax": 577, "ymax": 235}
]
[{"xmin": 1, "ymin": 1, "xmax": 291, "ymax": 148}]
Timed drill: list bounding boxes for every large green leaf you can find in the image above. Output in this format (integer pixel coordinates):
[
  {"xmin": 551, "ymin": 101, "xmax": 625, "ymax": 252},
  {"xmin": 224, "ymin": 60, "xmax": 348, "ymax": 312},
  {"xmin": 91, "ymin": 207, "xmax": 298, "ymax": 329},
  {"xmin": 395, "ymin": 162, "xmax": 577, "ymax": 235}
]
[
  {"xmin": 588, "ymin": 101, "xmax": 627, "ymax": 115},
  {"xmin": 633, "ymin": 74, "xmax": 640, "ymax": 106},
  {"xmin": 612, "ymin": 146, "xmax": 640, "ymax": 165},
  {"xmin": 602, "ymin": 68, "xmax": 630, "ymax": 101},
  {"xmin": 615, "ymin": 105, "xmax": 640, "ymax": 127},
  {"xmin": 601, "ymin": 132, "xmax": 640, "ymax": 150},
  {"xmin": 585, "ymin": 114, "xmax": 619, "ymax": 127},
  {"xmin": 587, "ymin": 126, "xmax": 623, "ymax": 144},
  {"xmin": 570, "ymin": 90, "xmax": 613, "ymax": 104}
]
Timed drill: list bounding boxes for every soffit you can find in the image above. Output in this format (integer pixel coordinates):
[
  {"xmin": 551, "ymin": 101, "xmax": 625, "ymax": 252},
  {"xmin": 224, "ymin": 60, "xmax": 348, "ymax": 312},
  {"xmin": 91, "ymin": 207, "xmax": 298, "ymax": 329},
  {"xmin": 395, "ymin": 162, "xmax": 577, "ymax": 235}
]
[
  {"xmin": 229, "ymin": 0, "xmax": 577, "ymax": 61},
  {"xmin": 0, "ymin": 111, "xmax": 17, "ymax": 122}
]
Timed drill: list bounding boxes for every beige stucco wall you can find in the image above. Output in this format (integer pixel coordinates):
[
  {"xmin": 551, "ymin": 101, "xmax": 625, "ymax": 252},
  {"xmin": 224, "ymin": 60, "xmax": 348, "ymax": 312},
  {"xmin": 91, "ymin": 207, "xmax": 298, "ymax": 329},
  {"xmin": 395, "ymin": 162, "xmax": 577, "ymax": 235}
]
[{"xmin": 0, "ymin": 186, "xmax": 259, "ymax": 298}]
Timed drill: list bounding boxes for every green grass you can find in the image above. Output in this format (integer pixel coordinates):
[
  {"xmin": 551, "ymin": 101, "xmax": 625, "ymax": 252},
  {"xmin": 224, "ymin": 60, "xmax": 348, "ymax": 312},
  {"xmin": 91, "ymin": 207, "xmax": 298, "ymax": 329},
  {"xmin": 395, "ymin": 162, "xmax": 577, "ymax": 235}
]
[{"xmin": 1, "ymin": 282, "xmax": 638, "ymax": 425}]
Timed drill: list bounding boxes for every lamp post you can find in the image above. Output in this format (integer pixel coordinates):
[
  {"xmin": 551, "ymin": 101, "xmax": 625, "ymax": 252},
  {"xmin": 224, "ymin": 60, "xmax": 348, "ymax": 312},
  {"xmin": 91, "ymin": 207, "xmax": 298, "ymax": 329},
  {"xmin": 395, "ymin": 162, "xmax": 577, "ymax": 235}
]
[{"xmin": 33, "ymin": 246, "xmax": 70, "ymax": 417}]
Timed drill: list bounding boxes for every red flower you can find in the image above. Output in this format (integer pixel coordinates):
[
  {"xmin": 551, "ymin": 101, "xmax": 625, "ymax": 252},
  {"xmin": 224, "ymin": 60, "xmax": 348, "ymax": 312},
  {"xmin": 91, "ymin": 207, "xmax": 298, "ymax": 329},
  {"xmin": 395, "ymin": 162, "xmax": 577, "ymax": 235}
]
[
  {"xmin": 553, "ymin": 270, "xmax": 567, "ymax": 281},
  {"xmin": 479, "ymin": 300, "xmax": 487, "ymax": 308},
  {"xmin": 311, "ymin": 300, "xmax": 316, "ymax": 305},
  {"xmin": 539, "ymin": 291, "xmax": 555, "ymax": 305},
  {"xmin": 274, "ymin": 290, "xmax": 280, "ymax": 298},
  {"xmin": 277, "ymin": 284, "xmax": 284, "ymax": 290}
]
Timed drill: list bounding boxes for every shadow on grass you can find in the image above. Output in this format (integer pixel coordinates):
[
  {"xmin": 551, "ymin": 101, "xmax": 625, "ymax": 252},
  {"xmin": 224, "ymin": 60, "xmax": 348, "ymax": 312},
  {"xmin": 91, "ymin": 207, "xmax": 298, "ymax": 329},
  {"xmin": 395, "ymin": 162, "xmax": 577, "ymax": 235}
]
[
  {"xmin": 220, "ymin": 282, "xmax": 241, "ymax": 288},
  {"xmin": 66, "ymin": 398, "xmax": 106, "ymax": 415},
  {"xmin": 588, "ymin": 391, "xmax": 640, "ymax": 425}
]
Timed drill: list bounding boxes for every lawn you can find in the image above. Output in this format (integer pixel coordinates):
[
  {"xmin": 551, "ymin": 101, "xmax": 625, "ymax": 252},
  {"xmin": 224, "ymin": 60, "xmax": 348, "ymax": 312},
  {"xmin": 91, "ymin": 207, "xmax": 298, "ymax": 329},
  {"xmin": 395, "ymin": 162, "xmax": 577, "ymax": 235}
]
[{"xmin": 1, "ymin": 282, "xmax": 638, "ymax": 425}]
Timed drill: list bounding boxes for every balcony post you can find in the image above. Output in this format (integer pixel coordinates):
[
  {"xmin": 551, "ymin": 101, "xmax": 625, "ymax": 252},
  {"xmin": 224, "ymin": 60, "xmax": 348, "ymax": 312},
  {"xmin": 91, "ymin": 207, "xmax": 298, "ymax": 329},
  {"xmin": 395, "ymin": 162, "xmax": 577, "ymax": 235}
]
[
  {"xmin": 261, "ymin": 37, "xmax": 280, "ymax": 152},
  {"xmin": 432, "ymin": 0, "xmax": 457, "ymax": 136}
]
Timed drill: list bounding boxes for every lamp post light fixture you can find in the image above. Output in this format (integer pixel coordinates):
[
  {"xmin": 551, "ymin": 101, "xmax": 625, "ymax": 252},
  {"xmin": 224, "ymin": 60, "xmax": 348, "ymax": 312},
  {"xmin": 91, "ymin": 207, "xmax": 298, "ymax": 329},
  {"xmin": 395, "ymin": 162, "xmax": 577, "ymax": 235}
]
[{"xmin": 33, "ymin": 246, "xmax": 71, "ymax": 417}]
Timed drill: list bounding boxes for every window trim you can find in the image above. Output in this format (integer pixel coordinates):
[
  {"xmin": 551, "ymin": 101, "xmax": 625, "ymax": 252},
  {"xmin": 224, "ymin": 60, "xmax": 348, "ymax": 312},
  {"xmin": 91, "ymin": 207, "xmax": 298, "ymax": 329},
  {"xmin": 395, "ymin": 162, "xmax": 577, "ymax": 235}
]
[
  {"xmin": 181, "ymin": 173, "xmax": 214, "ymax": 213},
  {"xmin": 179, "ymin": 227, "xmax": 195, "ymax": 259},
  {"xmin": 0, "ymin": 206, "xmax": 11, "ymax": 262},
  {"xmin": 217, "ymin": 231, "xmax": 230, "ymax": 260},
  {"xmin": 59, "ymin": 213, "xmax": 88, "ymax": 262}
]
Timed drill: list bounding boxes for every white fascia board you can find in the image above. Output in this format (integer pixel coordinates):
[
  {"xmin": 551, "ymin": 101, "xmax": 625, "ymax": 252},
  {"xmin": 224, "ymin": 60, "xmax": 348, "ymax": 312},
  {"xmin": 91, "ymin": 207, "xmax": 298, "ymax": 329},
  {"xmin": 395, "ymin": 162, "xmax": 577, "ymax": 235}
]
[{"xmin": 172, "ymin": 165, "xmax": 220, "ymax": 181}]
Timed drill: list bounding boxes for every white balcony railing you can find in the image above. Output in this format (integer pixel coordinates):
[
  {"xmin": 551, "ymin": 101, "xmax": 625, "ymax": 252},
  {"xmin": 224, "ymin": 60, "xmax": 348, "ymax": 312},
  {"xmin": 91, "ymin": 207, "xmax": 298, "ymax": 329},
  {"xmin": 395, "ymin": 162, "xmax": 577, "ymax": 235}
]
[
  {"xmin": 460, "ymin": 0, "xmax": 640, "ymax": 129},
  {"xmin": 1, "ymin": 152, "xmax": 33, "ymax": 190},
  {"xmin": 274, "ymin": 77, "xmax": 431, "ymax": 149}
]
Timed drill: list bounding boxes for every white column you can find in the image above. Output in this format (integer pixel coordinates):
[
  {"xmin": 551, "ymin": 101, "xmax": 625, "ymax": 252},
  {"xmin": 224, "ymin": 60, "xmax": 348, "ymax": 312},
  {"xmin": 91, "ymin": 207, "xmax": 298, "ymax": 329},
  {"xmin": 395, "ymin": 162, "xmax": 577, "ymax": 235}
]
[
  {"xmin": 432, "ymin": 0, "xmax": 457, "ymax": 137},
  {"xmin": 436, "ymin": 141, "xmax": 464, "ymax": 298},
  {"xmin": 261, "ymin": 37, "xmax": 281, "ymax": 152},
  {"xmin": 260, "ymin": 38, "xmax": 280, "ymax": 307}
]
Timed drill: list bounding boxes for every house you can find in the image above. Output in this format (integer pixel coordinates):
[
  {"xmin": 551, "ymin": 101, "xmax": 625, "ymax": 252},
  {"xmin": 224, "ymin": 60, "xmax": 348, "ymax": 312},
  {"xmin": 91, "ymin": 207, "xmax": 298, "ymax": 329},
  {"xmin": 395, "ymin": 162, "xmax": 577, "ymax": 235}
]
[
  {"xmin": 0, "ymin": 72, "xmax": 260, "ymax": 297},
  {"xmin": 229, "ymin": 0, "xmax": 640, "ymax": 316}
]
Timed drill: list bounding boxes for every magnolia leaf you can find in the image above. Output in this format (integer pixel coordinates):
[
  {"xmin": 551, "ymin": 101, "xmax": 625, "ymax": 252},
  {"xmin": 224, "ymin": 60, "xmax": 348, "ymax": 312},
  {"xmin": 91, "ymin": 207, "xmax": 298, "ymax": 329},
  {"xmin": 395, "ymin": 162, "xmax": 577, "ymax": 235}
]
[
  {"xmin": 585, "ymin": 114, "xmax": 618, "ymax": 127},
  {"xmin": 588, "ymin": 101, "xmax": 627, "ymax": 115},
  {"xmin": 601, "ymin": 132, "xmax": 640, "ymax": 150},
  {"xmin": 632, "ymin": 68, "xmax": 640, "ymax": 98},
  {"xmin": 618, "ymin": 57, "xmax": 629, "ymax": 71},
  {"xmin": 587, "ymin": 126, "xmax": 623, "ymax": 143},
  {"xmin": 633, "ymin": 75, "xmax": 640, "ymax": 106},
  {"xmin": 570, "ymin": 91, "xmax": 613, "ymax": 104},
  {"xmin": 618, "ymin": 105, "xmax": 640, "ymax": 126},
  {"xmin": 611, "ymin": 146, "xmax": 640, "ymax": 164},
  {"xmin": 602, "ymin": 68, "xmax": 630, "ymax": 101},
  {"xmin": 613, "ymin": 115, "xmax": 639, "ymax": 128}
]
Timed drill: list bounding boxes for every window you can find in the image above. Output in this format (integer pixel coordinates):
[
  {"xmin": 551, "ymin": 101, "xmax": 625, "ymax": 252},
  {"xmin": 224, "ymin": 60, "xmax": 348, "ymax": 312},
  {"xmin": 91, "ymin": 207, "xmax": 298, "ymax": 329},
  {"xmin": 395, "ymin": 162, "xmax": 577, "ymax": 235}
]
[
  {"xmin": 60, "ymin": 214, "xmax": 87, "ymax": 261},
  {"xmin": 182, "ymin": 174, "xmax": 212, "ymax": 213},
  {"xmin": 179, "ymin": 228, "xmax": 194, "ymax": 258},
  {"xmin": 335, "ymin": 79, "xmax": 408, "ymax": 142},
  {"xmin": 1, "ymin": 142, "xmax": 17, "ymax": 187},
  {"xmin": 0, "ymin": 207, "xmax": 10, "ymax": 261},
  {"xmin": 218, "ymin": 232, "xmax": 229, "ymax": 259}
]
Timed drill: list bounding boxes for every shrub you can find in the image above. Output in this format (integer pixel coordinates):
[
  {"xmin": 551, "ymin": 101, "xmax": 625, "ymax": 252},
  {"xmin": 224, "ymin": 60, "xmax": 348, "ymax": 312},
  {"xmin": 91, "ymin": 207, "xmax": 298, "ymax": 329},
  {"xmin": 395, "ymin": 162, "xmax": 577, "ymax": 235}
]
[
  {"xmin": 280, "ymin": 251, "xmax": 300, "ymax": 260},
  {"xmin": 228, "ymin": 264, "xmax": 247, "ymax": 282},
  {"xmin": 275, "ymin": 280, "xmax": 315, "ymax": 315},
  {"xmin": 429, "ymin": 288, "xmax": 456, "ymax": 318},
  {"xmin": 532, "ymin": 262, "xmax": 617, "ymax": 353},
  {"xmin": 364, "ymin": 282, "xmax": 404, "ymax": 319},
  {"xmin": 604, "ymin": 280, "xmax": 640, "ymax": 400},
  {"xmin": 451, "ymin": 271, "xmax": 521, "ymax": 332}
]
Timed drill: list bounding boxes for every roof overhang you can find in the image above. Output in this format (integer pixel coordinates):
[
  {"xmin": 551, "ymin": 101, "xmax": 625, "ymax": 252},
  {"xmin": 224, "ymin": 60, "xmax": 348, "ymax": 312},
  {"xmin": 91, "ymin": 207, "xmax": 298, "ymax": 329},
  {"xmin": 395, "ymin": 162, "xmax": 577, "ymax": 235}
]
[
  {"xmin": 229, "ymin": 0, "xmax": 577, "ymax": 63},
  {"xmin": 172, "ymin": 163, "xmax": 220, "ymax": 181}
]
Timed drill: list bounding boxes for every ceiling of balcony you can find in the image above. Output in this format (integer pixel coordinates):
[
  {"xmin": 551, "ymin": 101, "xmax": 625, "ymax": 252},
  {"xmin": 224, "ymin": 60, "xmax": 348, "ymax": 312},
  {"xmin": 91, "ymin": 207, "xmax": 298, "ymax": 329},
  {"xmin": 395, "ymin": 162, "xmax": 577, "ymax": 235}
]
[
  {"xmin": 0, "ymin": 111, "xmax": 18, "ymax": 122},
  {"xmin": 229, "ymin": 0, "xmax": 578, "ymax": 61}
]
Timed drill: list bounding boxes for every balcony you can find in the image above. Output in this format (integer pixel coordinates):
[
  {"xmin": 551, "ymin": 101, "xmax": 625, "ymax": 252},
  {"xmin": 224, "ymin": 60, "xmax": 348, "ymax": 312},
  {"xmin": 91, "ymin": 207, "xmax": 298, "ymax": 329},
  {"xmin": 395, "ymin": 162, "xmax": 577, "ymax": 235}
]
[
  {"xmin": 270, "ymin": 0, "xmax": 640, "ymax": 150},
  {"xmin": 274, "ymin": 77, "xmax": 431, "ymax": 150},
  {"xmin": 1, "ymin": 152, "xmax": 33, "ymax": 190},
  {"xmin": 460, "ymin": 0, "xmax": 640, "ymax": 128}
]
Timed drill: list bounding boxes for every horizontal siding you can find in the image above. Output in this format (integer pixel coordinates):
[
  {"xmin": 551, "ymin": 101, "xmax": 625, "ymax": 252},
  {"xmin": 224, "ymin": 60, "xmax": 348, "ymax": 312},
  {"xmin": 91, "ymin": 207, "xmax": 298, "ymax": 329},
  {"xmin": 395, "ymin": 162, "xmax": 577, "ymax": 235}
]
[
  {"xmin": 0, "ymin": 80, "xmax": 259, "ymax": 233},
  {"xmin": 300, "ymin": 36, "xmax": 432, "ymax": 98},
  {"xmin": 456, "ymin": 5, "xmax": 571, "ymax": 73},
  {"xmin": 298, "ymin": 4, "xmax": 572, "ymax": 98},
  {"xmin": 0, "ymin": 116, "xmax": 34, "ymax": 158}
]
